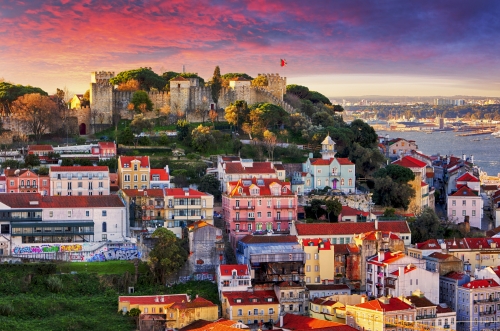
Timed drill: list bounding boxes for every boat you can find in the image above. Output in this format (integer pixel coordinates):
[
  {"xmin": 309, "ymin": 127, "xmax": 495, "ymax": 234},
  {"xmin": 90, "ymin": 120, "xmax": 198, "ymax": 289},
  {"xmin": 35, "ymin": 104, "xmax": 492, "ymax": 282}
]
[
  {"xmin": 472, "ymin": 138, "xmax": 481, "ymax": 142},
  {"xmin": 492, "ymin": 131, "xmax": 500, "ymax": 137},
  {"xmin": 484, "ymin": 137, "xmax": 491, "ymax": 140},
  {"xmin": 439, "ymin": 131, "xmax": 447, "ymax": 133},
  {"xmin": 426, "ymin": 132, "xmax": 433, "ymax": 134}
]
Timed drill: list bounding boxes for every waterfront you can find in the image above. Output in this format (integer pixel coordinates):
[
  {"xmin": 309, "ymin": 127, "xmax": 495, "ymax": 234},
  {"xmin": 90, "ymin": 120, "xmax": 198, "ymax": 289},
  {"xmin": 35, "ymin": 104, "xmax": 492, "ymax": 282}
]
[{"xmin": 377, "ymin": 130, "xmax": 500, "ymax": 176}]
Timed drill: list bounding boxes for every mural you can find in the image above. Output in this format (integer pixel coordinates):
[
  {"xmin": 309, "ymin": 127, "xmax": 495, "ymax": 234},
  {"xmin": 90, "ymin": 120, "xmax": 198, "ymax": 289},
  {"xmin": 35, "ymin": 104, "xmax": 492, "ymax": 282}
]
[{"xmin": 11, "ymin": 243, "xmax": 141, "ymax": 262}]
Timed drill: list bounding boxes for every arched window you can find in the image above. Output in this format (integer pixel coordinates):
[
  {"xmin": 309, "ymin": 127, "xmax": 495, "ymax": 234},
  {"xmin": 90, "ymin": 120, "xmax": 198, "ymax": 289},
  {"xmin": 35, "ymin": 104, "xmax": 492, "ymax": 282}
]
[
  {"xmin": 102, "ymin": 222, "xmax": 107, "ymax": 233},
  {"xmin": 348, "ymin": 178, "xmax": 352, "ymax": 186},
  {"xmin": 341, "ymin": 178, "xmax": 345, "ymax": 185}
]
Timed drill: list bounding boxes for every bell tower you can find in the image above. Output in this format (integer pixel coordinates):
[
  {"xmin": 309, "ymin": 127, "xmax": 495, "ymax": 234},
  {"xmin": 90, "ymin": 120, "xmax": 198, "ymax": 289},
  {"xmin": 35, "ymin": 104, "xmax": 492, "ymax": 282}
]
[{"xmin": 320, "ymin": 134, "xmax": 336, "ymax": 159}]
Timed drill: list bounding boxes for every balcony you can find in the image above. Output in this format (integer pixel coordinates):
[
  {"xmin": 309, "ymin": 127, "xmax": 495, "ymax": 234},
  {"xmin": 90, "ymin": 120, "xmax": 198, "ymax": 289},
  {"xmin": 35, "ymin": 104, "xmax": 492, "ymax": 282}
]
[
  {"xmin": 273, "ymin": 217, "xmax": 294, "ymax": 221},
  {"xmin": 233, "ymin": 206, "xmax": 255, "ymax": 210},
  {"xmin": 366, "ymin": 279, "xmax": 373, "ymax": 284},
  {"xmin": 279, "ymin": 296, "xmax": 305, "ymax": 303},
  {"xmin": 479, "ymin": 310, "xmax": 496, "ymax": 316},
  {"xmin": 142, "ymin": 216, "xmax": 152, "ymax": 221},
  {"xmin": 233, "ymin": 218, "xmax": 255, "ymax": 222},
  {"xmin": 385, "ymin": 282, "xmax": 395, "ymax": 289},
  {"xmin": 474, "ymin": 298, "xmax": 499, "ymax": 303},
  {"xmin": 154, "ymin": 204, "xmax": 164, "ymax": 209},
  {"xmin": 443, "ymin": 325, "xmax": 450, "ymax": 329},
  {"xmin": 416, "ymin": 314, "xmax": 436, "ymax": 320},
  {"xmin": 273, "ymin": 205, "xmax": 296, "ymax": 209}
]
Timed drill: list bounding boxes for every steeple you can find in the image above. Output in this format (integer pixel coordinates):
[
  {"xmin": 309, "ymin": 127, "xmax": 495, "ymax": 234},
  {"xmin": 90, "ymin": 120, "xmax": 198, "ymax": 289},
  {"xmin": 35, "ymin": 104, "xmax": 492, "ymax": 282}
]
[{"xmin": 320, "ymin": 134, "xmax": 336, "ymax": 159}]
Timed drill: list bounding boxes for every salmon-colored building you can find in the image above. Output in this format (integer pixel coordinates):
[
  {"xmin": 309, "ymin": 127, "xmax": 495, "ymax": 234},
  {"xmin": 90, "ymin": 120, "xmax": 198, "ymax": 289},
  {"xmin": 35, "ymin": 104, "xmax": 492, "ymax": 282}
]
[{"xmin": 4, "ymin": 169, "xmax": 50, "ymax": 195}]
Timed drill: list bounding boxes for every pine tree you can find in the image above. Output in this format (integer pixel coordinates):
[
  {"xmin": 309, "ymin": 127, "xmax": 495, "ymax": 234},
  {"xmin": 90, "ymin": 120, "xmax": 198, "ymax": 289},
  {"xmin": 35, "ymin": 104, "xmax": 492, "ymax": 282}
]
[{"xmin": 211, "ymin": 66, "xmax": 222, "ymax": 109}]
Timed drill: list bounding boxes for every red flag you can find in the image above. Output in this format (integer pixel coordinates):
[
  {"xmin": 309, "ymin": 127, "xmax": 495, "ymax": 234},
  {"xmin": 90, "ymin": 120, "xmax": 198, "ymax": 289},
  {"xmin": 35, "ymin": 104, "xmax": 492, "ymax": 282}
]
[{"xmin": 280, "ymin": 59, "xmax": 287, "ymax": 67}]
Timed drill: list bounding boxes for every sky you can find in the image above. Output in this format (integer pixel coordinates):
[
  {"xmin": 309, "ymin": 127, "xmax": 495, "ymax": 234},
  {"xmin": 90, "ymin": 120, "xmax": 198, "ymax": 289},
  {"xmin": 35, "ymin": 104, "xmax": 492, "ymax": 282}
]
[{"xmin": 1, "ymin": 0, "xmax": 500, "ymax": 98}]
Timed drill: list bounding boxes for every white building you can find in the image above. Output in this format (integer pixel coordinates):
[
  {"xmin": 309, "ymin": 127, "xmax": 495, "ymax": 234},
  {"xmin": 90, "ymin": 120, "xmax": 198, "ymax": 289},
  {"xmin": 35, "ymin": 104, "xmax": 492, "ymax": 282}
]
[
  {"xmin": 49, "ymin": 166, "xmax": 110, "ymax": 196},
  {"xmin": 447, "ymin": 185, "xmax": 483, "ymax": 228},
  {"xmin": 150, "ymin": 165, "xmax": 171, "ymax": 189},
  {"xmin": 0, "ymin": 193, "xmax": 127, "ymax": 256},
  {"xmin": 216, "ymin": 264, "xmax": 251, "ymax": 302}
]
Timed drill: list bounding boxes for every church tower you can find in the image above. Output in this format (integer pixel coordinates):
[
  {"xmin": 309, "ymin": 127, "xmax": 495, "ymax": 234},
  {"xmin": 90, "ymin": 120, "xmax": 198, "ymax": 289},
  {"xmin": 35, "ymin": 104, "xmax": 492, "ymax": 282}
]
[{"xmin": 320, "ymin": 134, "xmax": 336, "ymax": 160}]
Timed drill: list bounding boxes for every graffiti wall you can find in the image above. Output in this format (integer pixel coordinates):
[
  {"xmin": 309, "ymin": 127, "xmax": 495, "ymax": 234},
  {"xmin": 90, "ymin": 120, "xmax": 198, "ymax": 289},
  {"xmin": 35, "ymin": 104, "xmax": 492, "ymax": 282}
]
[{"xmin": 11, "ymin": 243, "xmax": 141, "ymax": 262}]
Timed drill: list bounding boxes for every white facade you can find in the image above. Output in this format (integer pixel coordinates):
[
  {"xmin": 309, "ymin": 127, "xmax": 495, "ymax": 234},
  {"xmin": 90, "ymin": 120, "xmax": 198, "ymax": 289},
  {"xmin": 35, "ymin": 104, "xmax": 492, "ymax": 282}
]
[
  {"xmin": 387, "ymin": 266, "xmax": 440, "ymax": 305},
  {"xmin": 49, "ymin": 166, "xmax": 110, "ymax": 196}
]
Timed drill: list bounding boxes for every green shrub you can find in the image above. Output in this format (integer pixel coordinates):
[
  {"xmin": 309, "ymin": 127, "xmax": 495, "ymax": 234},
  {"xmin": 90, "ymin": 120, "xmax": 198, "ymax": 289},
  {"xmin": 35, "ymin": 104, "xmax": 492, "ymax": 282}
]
[
  {"xmin": 0, "ymin": 303, "xmax": 14, "ymax": 316},
  {"xmin": 46, "ymin": 275, "xmax": 64, "ymax": 293}
]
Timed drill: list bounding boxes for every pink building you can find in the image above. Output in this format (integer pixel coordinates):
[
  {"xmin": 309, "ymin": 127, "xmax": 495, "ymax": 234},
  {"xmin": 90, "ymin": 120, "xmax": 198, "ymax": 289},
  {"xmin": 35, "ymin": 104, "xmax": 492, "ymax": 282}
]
[
  {"xmin": 5, "ymin": 169, "xmax": 50, "ymax": 195},
  {"xmin": 447, "ymin": 185, "xmax": 483, "ymax": 228},
  {"xmin": 222, "ymin": 178, "xmax": 298, "ymax": 248},
  {"xmin": 92, "ymin": 142, "xmax": 117, "ymax": 160}
]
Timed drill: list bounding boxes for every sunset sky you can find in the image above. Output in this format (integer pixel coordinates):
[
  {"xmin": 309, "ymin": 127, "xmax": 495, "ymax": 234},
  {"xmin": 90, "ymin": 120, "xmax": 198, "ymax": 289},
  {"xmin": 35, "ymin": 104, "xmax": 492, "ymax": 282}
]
[{"xmin": 1, "ymin": 0, "xmax": 500, "ymax": 98}]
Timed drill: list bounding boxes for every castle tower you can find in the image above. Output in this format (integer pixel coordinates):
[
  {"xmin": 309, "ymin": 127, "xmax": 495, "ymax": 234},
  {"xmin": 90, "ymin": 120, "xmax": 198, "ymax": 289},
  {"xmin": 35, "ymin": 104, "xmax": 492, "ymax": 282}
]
[
  {"xmin": 169, "ymin": 76, "xmax": 191, "ymax": 115},
  {"xmin": 90, "ymin": 71, "xmax": 115, "ymax": 124},
  {"xmin": 320, "ymin": 134, "xmax": 336, "ymax": 160},
  {"xmin": 257, "ymin": 73, "xmax": 287, "ymax": 100}
]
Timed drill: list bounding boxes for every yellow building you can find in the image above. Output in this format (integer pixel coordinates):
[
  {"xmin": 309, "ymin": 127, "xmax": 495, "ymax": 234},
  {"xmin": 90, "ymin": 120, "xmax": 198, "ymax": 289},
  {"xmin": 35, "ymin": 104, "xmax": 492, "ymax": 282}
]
[
  {"xmin": 309, "ymin": 297, "xmax": 346, "ymax": 322},
  {"xmin": 118, "ymin": 294, "xmax": 218, "ymax": 329},
  {"xmin": 221, "ymin": 290, "xmax": 279, "ymax": 325},
  {"xmin": 302, "ymin": 239, "xmax": 334, "ymax": 284},
  {"xmin": 69, "ymin": 94, "xmax": 84, "ymax": 109},
  {"xmin": 164, "ymin": 188, "xmax": 215, "ymax": 227},
  {"xmin": 118, "ymin": 156, "xmax": 151, "ymax": 190}
]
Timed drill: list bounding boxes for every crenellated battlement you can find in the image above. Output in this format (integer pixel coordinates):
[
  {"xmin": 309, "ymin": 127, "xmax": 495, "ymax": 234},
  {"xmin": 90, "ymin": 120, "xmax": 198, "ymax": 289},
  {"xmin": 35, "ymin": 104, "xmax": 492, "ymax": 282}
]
[{"xmin": 91, "ymin": 71, "xmax": 115, "ymax": 84}]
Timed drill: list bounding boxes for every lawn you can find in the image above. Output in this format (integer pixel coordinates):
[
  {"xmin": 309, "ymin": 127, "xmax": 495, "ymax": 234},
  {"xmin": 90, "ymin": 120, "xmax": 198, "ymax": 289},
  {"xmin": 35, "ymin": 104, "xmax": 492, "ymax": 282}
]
[{"xmin": 56, "ymin": 260, "xmax": 149, "ymax": 275}]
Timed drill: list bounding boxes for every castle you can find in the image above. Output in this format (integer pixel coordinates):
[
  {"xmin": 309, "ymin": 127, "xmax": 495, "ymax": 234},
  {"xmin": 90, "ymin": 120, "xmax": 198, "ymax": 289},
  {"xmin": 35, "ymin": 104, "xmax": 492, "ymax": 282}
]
[{"xmin": 84, "ymin": 71, "xmax": 295, "ymax": 133}]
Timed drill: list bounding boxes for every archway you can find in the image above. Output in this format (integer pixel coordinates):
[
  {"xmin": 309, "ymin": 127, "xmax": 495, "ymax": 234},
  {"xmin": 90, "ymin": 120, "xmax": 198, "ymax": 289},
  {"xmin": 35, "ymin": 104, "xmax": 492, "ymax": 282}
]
[{"xmin": 79, "ymin": 123, "xmax": 86, "ymax": 135}]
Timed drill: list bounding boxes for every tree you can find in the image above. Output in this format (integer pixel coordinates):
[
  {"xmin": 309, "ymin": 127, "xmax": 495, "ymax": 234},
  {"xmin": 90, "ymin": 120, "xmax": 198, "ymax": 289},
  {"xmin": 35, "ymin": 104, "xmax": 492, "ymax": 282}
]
[
  {"xmin": 198, "ymin": 174, "xmax": 222, "ymax": 201},
  {"xmin": 262, "ymin": 130, "xmax": 277, "ymax": 161},
  {"xmin": 374, "ymin": 164, "xmax": 415, "ymax": 184},
  {"xmin": 128, "ymin": 307, "xmax": 141, "ymax": 329},
  {"xmin": 191, "ymin": 125, "xmax": 216, "ymax": 152},
  {"xmin": 2, "ymin": 159, "xmax": 21, "ymax": 169},
  {"xmin": 24, "ymin": 154, "xmax": 40, "ymax": 168},
  {"xmin": 306, "ymin": 199, "xmax": 326, "ymax": 220},
  {"xmin": 11, "ymin": 93, "xmax": 57, "ymax": 142},
  {"xmin": 224, "ymin": 100, "xmax": 249, "ymax": 129},
  {"xmin": 148, "ymin": 228, "xmax": 188, "ymax": 285},
  {"xmin": 81, "ymin": 89, "xmax": 90, "ymax": 107},
  {"xmin": 130, "ymin": 114, "xmax": 153, "ymax": 134},
  {"xmin": 210, "ymin": 66, "xmax": 222, "ymax": 108},
  {"xmin": 410, "ymin": 208, "xmax": 444, "ymax": 244},
  {"xmin": 117, "ymin": 79, "xmax": 140, "ymax": 91},
  {"xmin": 0, "ymin": 82, "xmax": 47, "ymax": 114},
  {"xmin": 118, "ymin": 127, "xmax": 134, "ymax": 145},
  {"xmin": 325, "ymin": 199, "xmax": 342, "ymax": 222},
  {"xmin": 110, "ymin": 68, "xmax": 166, "ymax": 91},
  {"xmin": 208, "ymin": 109, "xmax": 218, "ymax": 126},
  {"xmin": 372, "ymin": 176, "xmax": 415, "ymax": 210},
  {"xmin": 307, "ymin": 91, "xmax": 331, "ymax": 105},
  {"xmin": 251, "ymin": 75, "xmax": 268, "ymax": 87},
  {"xmin": 176, "ymin": 119, "xmax": 190, "ymax": 142},
  {"xmin": 37, "ymin": 166, "xmax": 49, "ymax": 176},
  {"xmin": 130, "ymin": 91, "xmax": 153, "ymax": 113},
  {"xmin": 350, "ymin": 119, "xmax": 378, "ymax": 148},
  {"xmin": 286, "ymin": 84, "xmax": 310, "ymax": 99},
  {"xmin": 171, "ymin": 169, "xmax": 189, "ymax": 187}
]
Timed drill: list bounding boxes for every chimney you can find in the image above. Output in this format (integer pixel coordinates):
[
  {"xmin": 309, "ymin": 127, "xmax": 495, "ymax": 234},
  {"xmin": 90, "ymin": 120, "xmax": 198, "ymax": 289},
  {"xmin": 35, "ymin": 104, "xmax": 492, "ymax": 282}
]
[
  {"xmin": 398, "ymin": 266, "xmax": 404, "ymax": 278},
  {"xmin": 378, "ymin": 251, "xmax": 384, "ymax": 262},
  {"xmin": 361, "ymin": 295, "xmax": 367, "ymax": 303},
  {"xmin": 374, "ymin": 218, "xmax": 378, "ymax": 230},
  {"xmin": 280, "ymin": 314, "xmax": 284, "ymax": 327}
]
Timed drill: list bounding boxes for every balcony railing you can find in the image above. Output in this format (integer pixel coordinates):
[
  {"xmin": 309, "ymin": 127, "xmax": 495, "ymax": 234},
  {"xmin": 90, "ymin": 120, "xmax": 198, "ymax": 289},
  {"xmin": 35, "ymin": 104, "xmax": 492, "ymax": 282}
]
[
  {"xmin": 443, "ymin": 324, "xmax": 450, "ymax": 329},
  {"xmin": 416, "ymin": 314, "xmax": 436, "ymax": 320},
  {"xmin": 273, "ymin": 205, "xmax": 296, "ymax": 209},
  {"xmin": 233, "ymin": 206, "xmax": 255, "ymax": 210},
  {"xmin": 385, "ymin": 282, "xmax": 395, "ymax": 289},
  {"xmin": 273, "ymin": 217, "xmax": 294, "ymax": 221},
  {"xmin": 474, "ymin": 298, "xmax": 500, "ymax": 303},
  {"xmin": 233, "ymin": 218, "xmax": 255, "ymax": 222},
  {"xmin": 366, "ymin": 279, "xmax": 373, "ymax": 284},
  {"xmin": 279, "ymin": 296, "xmax": 305, "ymax": 303},
  {"xmin": 479, "ymin": 310, "xmax": 496, "ymax": 316}
]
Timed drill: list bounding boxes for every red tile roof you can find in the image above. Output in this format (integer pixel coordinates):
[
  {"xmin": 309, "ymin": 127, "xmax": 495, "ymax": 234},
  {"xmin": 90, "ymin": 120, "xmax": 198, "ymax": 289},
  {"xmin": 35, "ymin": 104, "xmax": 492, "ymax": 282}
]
[
  {"xmin": 50, "ymin": 166, "xmax": 109, "ymax": 172},
  {"xmin": 179, "ymin": 319, "xmax": 236, "ymax": 331},
  {"xmin": 462, "ymin": 279, "xmax": 500, "ymax": 289},
  {"xmin": 239, "ymin": 235, "xmax": 297, "ymax": 244},
  {"xmin": 442, "ymin": 271, "xmax": 468, "ymax": 280},
  {"xmin": 0, "ymin": 194, "xmax": 124, "ymax": 208},
  {"xmin": 336, "ymin": 158, "xmax": 354, "ymax": 165},
  {"xmin": 421, "ymin": 181, "xmax": 428, "ymax": 187},
  {"xmin": 281, "ymin": 313, "xmax": 346, "ymax": 329},
  {"xmin": 303, "ymin": 239, "xmax": 332, "ymax": 250},
  {"xmin": 98, "ymin": 141, "xmax": 116, "ymax": 149},
  {"xmin": 164, "ymin": 188, "xmax": 208, "ymax": 197},
  {"xmin": 341, "ymin": 206, "xmax": 369, "ymax": 217},
  {"xmin": 150, "ymin": 168, "xmax": 170, "ymax": 181},
  {"xmin": 310, "ymin": 158, "xmax": 332, "ymax": 166},
  {"xmin": 119, "ymin": 294, "xmax": 189, "ymax": 305},
  {"xmin": 360, "ymin": 231, "xmax": 401, "ymax": 241},
  {"xmin": 369, "ymin": 251, "xmax": 406, "ymax": 265},
  {"xmin": 170, "ymin": 76, "xmax": 189, "ymax": 81},
  {"xmin": 119, "ymin": 156, "xmax": 150, "ymax": 168},
  {"xmin": 390, "ymin": 265, "xmax": 417, "ymax": 276},
  {"xmin": 294, "ymin": 221, "xmax": 410, "ymax": 236},
  {"xmin": 224, "ymin": 162, "xmax": 276, "ymax": 174},
  {"xmin": 222, "ymin": 290, "xmax": 278, "ymax": 306},
  {"xmin": 121, "ymin": 189, "xmax": 165, "ymax": 197},
  {"xmin": 227, "ymin": 178, "xmax": 293, "ymax": 197},
  {"xmin": 173, "ymin": 296, "xmax": 217, "ymax": 309},
  {"xmin": 436, "ymin": 305, "xmax": 453, "ymax": 313},
  {"xmin": 354, "ymin": 297, "xmax": 413, "ymax": 312},
  {"xmin": 306, "ymin": 284, "xmax": 351, "ymax": 291},
  {"xmin": 427, "ymin": 252, "xmax": 455, "ymax": 260},
  {"xmin": 28, "ymin": 145, "xmax": 54, "ymax": 151},
  {"xmin": 392, "ymin": 156, "xmax": 426, "ymax": 169},
  {"xmin": 405, "ymin": 295, "xmax": 435, "ymax": 308},
  {"xmin": 457, "ymin": 172, "xmax": 479, "ymax": 183},
  {"xmin": 450, "ymin": 185, "xmax": 478, "ymax": 197},
  {"xmin": 219, "ymin": 265, "xmax": 249, "ymax": 276}
]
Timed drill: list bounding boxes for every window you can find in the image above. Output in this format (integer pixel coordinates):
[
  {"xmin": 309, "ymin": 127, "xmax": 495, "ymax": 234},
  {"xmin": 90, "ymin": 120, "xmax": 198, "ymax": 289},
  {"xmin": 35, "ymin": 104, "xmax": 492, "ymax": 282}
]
[
  {"xmin": 306, "ymin": 265, "xmax": 311, "ymax": 272},
  {"xmin": 124, "ymin": 174, "xmax": 130, "ymax": 182},
  {"xmin": 102, "ymin": 222, "xmax": 107, "ymax": 233},
  {"xmin": 462, "ymin": 210, "xmax": 466, "ymax": 216},
  {"xmin": 141, "ymin": 174, "xmax": 147, "ymax": 181},
  {"xmin": 315, "ymin": 265, "xmax": 319, "ymax": 272},
  {"xmin": 99, "ymin": 182, "xmax": 103, "ymax": 188},
  {"xmin": 237, "ymin": 309, "xmax": 242, "ymax": 316},
  {"xmin": 452, "ymin": 210, "xmax": 456, "ymax": 216},
  {"xmin": 85, "ymin": 211, "xmax": 90, "ymax": 217},
  {"xmin": 306, "ymin": 253, "xmax": 311, "ymax": 260},
  {"xmin": 258, "ymin": 200, "xmax": 262, "ymax": 206},
  {"xmin": 68, "ymin": 211, "xmax": 72, "ymax": 217},
  {"xmin": 314, "ymin": 253, "xmax": 318, "ymax": 260},
  {"xmin": 267, "ymin": 212, "xmax": 271, "ymax": 217},
  {"xmin": 472, "ymin": 210, "xmax": 476, "ymax": 216},
  {"xmin": 89, "ymin": 182, "xmax": 93, "ymax": 190},
  {"xmin": 257, "ymin": 212, "xmax": 261, "ymax": 218},
  {"xmin": 102, "ymin": 210, "xmax": 107, "ymax": 217},
  {"xmin": 315, "ymin": 277, "xmax": 320, "ymax": 283},
  {"xmin": 289, "ymin": 305, "xmax": 293, "ymax": 311},
  {"xmin": 317, "ymin": 169, "xmax": 322, "ymax": 174},
  {"xmin": 67, "ymin": 182, "xmax": 72, "ymax": 190},
  {"xmin": 134, "ymin": 164, "xmax": 138, "ymax": 171},
  {"xmin": 306, "ymin": 277, "xmax": 311, "ymax": 283},
  {"xmin": 253, "ymin": 309, "xmax": 258, "ymax": 315},
  {"xmin": 102, "ymin": 234, "xmax": 107, "ymax": 241},
  {"xmin": 144, "ymin": 308, "xmax": 148, "ymax": 313},
  {"xmin": 452, "ymin": 200, "xmax": 456, "ymax": 206},
  {"xmin": 134, "ymin": 175, "xmax": 138, "ymax": 182},
  {"xmin": 462, "ymin": 200, "xmax": 466, "ymax": 206},
  {"xmin": 1, "ymin": 224, "xmax": 10, "ymax": 234},
  {"xmin": 49, "ymin": 211, "xmax": 53, "ymax": 217},
  {"xmin": 269, "ymin": 308, "xmax": 274, "ymax": 315}
]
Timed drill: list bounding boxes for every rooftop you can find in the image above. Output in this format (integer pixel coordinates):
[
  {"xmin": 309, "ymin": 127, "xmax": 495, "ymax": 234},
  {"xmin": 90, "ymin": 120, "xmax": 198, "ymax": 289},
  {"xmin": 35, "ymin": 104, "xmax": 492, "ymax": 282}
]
[
  {"xmin": 354, "ymin": 297, "xmax": 413, "ymax": 312},
  {"xmin": 0, "ymin": 193, "xmax": 124, "ymax": 208},
  {"xmin": 392, "ymin": 155, "xmax": 427, "ymax": 169},
  {"xmin": 294, "ymin": 221, "xmax": 410, "ymax": 236}
]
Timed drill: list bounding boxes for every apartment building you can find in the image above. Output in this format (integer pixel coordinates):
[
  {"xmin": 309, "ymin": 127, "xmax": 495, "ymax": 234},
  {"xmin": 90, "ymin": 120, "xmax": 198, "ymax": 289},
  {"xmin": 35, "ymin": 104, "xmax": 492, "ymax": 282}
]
[
  {"xmin": 49, "ymin": 166, "xmax": 110, "ymax": 196},
  {"xmin": 216, "ymin": 264, "xmax": 252, "ymax": 302},
  {"xmin": 447, "ymin": 185, "xmax": 483, "ymax": 228},
  {"xmin": 221, "ymin": 289, "xmax": 280, "ymax": 325},
  {"xmin": 392, "ymin": 155, "xmax": 431, "ymax": 213},
  {"xmin": 4, "ymin": 168, "xmax": 50, "ymax": 195},
  {"xmin": 302, "ymin": 239, "xmax": 334, "ymax": 284},
  {"xmin": 456, "ymin": 279, "xmax": 500, "ymax": 331},
  {"xmin": 118, "ymin": 156, "xmax": 150, "ymax": 190}
]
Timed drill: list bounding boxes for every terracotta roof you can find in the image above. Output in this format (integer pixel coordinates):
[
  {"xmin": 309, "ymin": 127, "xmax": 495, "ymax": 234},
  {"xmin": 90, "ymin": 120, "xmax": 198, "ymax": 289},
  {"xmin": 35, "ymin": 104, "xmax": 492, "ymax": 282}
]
[
  {"xmin": 281, "ymin": 313, "xmax": 345, "ymax": 330},
  {"xmin": 421, "ymin": 181, "xmax": 428, "ymax": 187},
  {"xmin": 224, "ymin": 162, "xmax": 276, "ymax": 174},
  {"xmin": 239, "ymin": 235, "xmax": 297, "ymax": 244},
  {"xmin": 405, "ymin": 295, "xmax": 436, "ymax": 308},
  {"xmin": 442, "ymin": 271, "xmax": 468, "ymax": 280},
  {"xmin": 336, "ymin": 158, "xmax": 353, "ymax": 165},
  {"xmin": 274, "ymin": 164, "xmax": 285, "ymax": 170},
  {"xmin": 179, "ymin": 319, "xmax": 236, "ymax": 331},
  {"xmin": 450, "ymin": 185, "xmax": 478, "ymax": 197},
  {"xmin": 28, "ymin": 145, "xmax": 54, "ymax": 151},
  {"xmin": 164, "ymin": 188, "xmax": 208, "ymax": 197},
  {"xmin": 121, "ymin": 189, "xmax": 165, "ymax": 197},
  {"xmin": 222, "ymin": 290, "xmax": 278, "ymax": 306},
  {"xmin": 4, "ymin": 169, "xmax": 36, "ymax": 177},
  {"xmin": 119, "ymin": 156, "xmax": 150, "ymax": 168},
  {"xmin": 221, "ymin": 156, "xmax": 240, "ymax": 162},
  {"xmin": 346, "ymin": 243, "xmax": 360, "ymax": 254},
  {"xmin": 426, "ymin": 252, "xmax": 456, "ymax": 260},
  {"xmin": 306, "ymin": 284, "xmax": 351, "ymax": 291},
  {"xmin": 0, "ymin": 194, "xmax": 124, "ymax": 208},
  {"xmin": 50, "ymin": 166, "xmax": 109, "ymax": 172},
  {"xmin": 368, "ymin": 251, "xmax": 406, "ymax": 265},
  {"xmin": 98, "ymin": 141, "xmax": 116, "ymax": 149},
  {"xmin": 436, "ymin": 305, "xmax": 453, "ymax": 314},
  {"xmin": 119, "ymin": 294, "xmax": 189, "ymax": 305},
  {"xmin": 354, "ymin": 297, "xmax": 413, "ymax": 312},
  {"xmin": 462, "ymin": 279, "xmax": 500, "ymax": 289},
  {"xmin": 277, "ymin": 281, "xmax": 302, "ymax": 288},
  {"xmin": 219, "ymin": 265, "xmax": 249, "ymax": 276},
  {"xmin": 170, "ymin": 76, "xmax": 189, "ymax": 81},
  {"xmin": 360, "ymin": 231, "xmax": 401, "ymax": 241},
  {"xmin": 302, "ymin": 238, "xmax": 332, "ymax": 250},
  {"xmin": 179, "ymin": 297, "xmax": 216, "ymax": 309},
  {"xmin": 309, "ymin": 158, "xmax": 333, "ymax": 166},
  {"xmin": 150, "ymin": 168, "xmax": 170, "ymax": 181},
  {"xmin": 331, "ymin": 244, "xmax": 349, "ymax": 255},
  {"xmin": 226, "ymin": 178, "xmax": 293, "ymax": 197},
  {"xmin": 457, "ymin": 172, "xmax": 479, "ymax": 183},
  {"xmin": 294, "ymin": 221, "xmax": 410, "ymax": 236},
  {"xmin": 392, "ymin": 156, "xmax": 426, "ymax": 169},
  {"xmin": 341, "ymin": 205, "xmax": 369, "ymax": 217},
  {"xmin": 390, "ymin": 265, "xmax": 417, "ymax": 276}
]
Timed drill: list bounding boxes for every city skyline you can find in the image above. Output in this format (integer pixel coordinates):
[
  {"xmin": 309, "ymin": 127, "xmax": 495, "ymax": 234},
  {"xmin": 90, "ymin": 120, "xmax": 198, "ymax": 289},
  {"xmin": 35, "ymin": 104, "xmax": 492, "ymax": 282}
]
[{"xmin": 1, "ymin": 0, "xmax": 500, "ymax": 97}]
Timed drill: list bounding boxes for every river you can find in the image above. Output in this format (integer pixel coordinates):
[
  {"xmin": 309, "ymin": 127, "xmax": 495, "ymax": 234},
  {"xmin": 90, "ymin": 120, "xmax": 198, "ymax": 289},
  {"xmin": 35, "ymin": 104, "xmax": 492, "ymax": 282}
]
[{"xmin": 377, "ymin": 130, "xmax": 500, "ymax": 176}]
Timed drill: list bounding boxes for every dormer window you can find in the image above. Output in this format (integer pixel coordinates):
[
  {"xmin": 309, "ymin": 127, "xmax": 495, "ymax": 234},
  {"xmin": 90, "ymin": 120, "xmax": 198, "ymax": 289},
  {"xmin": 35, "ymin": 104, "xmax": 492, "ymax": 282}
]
[
  {"xmin": 266, "ymin": 298, "xmax": 273, "ymax": 302},
  {"xmin": 282, "ymin": 187, "xmax": 287, "ymax": 193},
  {"xmin": 238, "ymin": 188, "xmax": 243, "ymax": 194},
  {"xmin": 235, "ymin": 298, "xmax": 242, "ymax": 303},
  {"xmin": 134, "ymin": 164, "xmax": 138, "ymax": 171},
  {"xmin": 252, "ymin": 298, "xmax": 259, "ymax": 303}
]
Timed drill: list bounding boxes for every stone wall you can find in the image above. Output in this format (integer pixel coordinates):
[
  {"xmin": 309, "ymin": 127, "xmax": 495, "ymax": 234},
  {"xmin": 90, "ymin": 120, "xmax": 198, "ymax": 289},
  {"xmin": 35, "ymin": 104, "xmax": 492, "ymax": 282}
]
[{"xmin": 90, "ymin": 71, "xmax": 114, "ymax": 124}]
